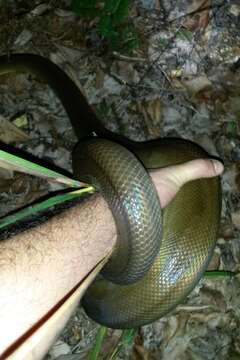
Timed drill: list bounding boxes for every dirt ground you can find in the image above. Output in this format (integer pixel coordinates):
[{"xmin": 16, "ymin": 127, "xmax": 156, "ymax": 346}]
[{"xmin": 0, "ymin": 0, "xmax": 240, "ymax": 359}]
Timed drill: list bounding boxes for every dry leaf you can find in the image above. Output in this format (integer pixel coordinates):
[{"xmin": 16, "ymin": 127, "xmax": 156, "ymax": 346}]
[
  {"xmin": 131, "ymin": 332, "xmax": 158, "ymax": 360},
  {"xmin": 14, "ymin": 29, "xmax": 33, "ymax": 47},
  {"xmin": 131, "ymin": 344, "xmax": 156, "ymax": 360},
  {"xmin": 49, "ymin": 340, "xmax": 71, "ymax": 358},
  {"xmin": 144, "ymin": 99, "xmax": 163, "ymax": 124},
  {"xmin": 0, "ymin": 115, "xmax": 30, "ymax": 143},
  {"xmin": 183, "ymin": 0, "xmax": 211, "ymax": 30},
  {"xmin": 111, "ymin": 61, "xmax": 140, "ymax": 84},
  {"xmin": 12, "ymin": 114, "xmax": 28, "ymax": 129},
  {"xmin": 183, "ymin": 75, "xmax": 212, "ymax": 96},
  {"xmin": 207, "ymin": 250, "xmax": 220, "ymax": 270},
  {"xmin": 232, "ymin": 210, "xmax": 240, "ymax": 230},
  {"xmin": 134, "ymin": 97, "xmax": 163, "ymax": 137}
]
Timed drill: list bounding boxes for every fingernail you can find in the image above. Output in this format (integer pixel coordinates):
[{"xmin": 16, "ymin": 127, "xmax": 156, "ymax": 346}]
[{"xmin": 212, "ymin": 160, "xmax": 224, "ymax": 174}]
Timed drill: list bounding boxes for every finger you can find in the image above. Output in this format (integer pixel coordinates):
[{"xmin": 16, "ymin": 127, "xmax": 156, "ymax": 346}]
[{"xmin": 167, "ymin": 158, "xmax": 224, "ymax": 187}]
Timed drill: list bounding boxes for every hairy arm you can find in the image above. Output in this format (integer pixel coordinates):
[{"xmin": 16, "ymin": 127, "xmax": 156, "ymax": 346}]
[
  {"xmin": 0, "ymin": 194, "xmax": 116, "ymax": 358},
  {"xmin": 0, "ymin": 158, "xmax": 223, "ymax": 358}
]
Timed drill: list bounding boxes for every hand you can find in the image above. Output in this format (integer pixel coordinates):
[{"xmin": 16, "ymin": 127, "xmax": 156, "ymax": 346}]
[{"xmin": 150, "ymin": 159, "xmax": 224, "ymax": 208}]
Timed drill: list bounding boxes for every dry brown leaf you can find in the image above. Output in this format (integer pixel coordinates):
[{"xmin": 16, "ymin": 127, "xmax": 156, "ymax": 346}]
[
  {"xmin": 144, "ymin": 99, "xmax": 163, "ymax": 124},
  {"xmin": 183, "ymin": 0, "xmax": 211, "ymax": 30},
  {"xmin": 134, "ymin": 97, "xmax": 163, "ymax": 137},
  {"xmin": 131, "ymin": 344, "xmax": 157, "ymax": 360},
  {"xmin": 199, "ymin": 287, "xmax": 227, "ymax": 310},
  {"xmin": 130, "ymin": 332, "xmax": 158, "ymax": 360}
]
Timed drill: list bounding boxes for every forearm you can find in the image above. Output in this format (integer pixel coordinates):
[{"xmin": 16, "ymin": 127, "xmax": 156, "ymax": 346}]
[
  {"xmin": 0, "ymin": 158, "xmax": 222, "ymax": 357},
  {"xmin": 0, "ymin": 194, "xmax": 116, "ymax": 356}
]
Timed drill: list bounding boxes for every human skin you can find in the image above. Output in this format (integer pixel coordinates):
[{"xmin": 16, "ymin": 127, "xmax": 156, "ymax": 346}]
[{"xmin": 0, "ymin": 158, "xmax": 223, "ymax": 359}]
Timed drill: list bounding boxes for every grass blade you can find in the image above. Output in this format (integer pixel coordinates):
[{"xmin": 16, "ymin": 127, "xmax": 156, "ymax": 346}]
[
  {"xmin": 88, "ymin": 326, "xmax": 108, "ymax": 360},
  {"xmin": 0, "ymin": 187, "xmax": 94, "ymax": 230},
  {"xmin": 0, "ymin": 149, "xmax": 83, "ymax": 187},
  {"xmin": 108, "ymin": 328, "xmax": 137, "ymax": 360},
  {"xmin": 204, "ymin": 270, "xmax": 236, "ymax": 278}
]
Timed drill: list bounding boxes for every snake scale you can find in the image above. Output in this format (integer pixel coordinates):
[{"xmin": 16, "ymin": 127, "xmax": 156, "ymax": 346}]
[{"xmin": 0, "ymin": 54, "xmax": 221, "ymax": 329}]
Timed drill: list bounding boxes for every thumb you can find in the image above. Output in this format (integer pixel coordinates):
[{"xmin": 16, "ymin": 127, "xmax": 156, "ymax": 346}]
[{"xmin": 150, "ymin": 159, "xmax": 223, "ymax": 208}]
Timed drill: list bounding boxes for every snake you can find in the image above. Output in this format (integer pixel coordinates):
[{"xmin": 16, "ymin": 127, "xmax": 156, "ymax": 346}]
[{"xmin": 0, "ymin": 53, "xmax": 221, "ymax": 329}]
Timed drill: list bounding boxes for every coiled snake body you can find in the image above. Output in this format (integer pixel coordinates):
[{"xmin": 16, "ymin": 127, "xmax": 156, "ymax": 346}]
[{"xmin": 0, "ymin": 54, "xmax": 221, "ymax": 329}]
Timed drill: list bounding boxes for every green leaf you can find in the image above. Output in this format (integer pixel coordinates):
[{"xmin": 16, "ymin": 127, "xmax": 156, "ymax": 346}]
[
  {"xmin": 71, "ymin": 0, "xmax": 137, "ymax": 54},
  {"xmin": 0, "ymin": 148, "xmax": 81, "ymax": 188},
  {"xmin": 98, "ymin": 14, "xmax": 115, "ymax": 37},
  {"xmin": 71, "ymin": 0, "xmax": 99, "ymax": 17},
  {"xmin": 121, "ymin": 328, "xmax": 137, "ymax": 345},
  {"xmin": 112, "ymin": 0, "xmax": 130, "ymax": 23},
  {"xmin": 104, "ymin": 0, "xmax": 122, "ymax": 14},
  {"xmin": 177, "ymin": 29, "xmax": 194, "ymax": 41},
  {"xmin": 108, "ymin": 328, "xmax": 137, "ymax": 360}
]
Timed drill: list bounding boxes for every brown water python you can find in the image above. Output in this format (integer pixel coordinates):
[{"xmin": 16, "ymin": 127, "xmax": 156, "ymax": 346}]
[{"xmin": 0, "ymin": 54, "xmax": 221, "ymax": 329}]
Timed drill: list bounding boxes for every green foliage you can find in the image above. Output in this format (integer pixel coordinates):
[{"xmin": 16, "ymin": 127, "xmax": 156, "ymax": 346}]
[
  {"xmin": 71, "ymin": 0, "xmax": 139, "ymax": 53},
  {"xmin": 177, "ymin": 29, "xmax": 194, "ymax": 41},
  {"xmin": 72, "ymin": 0, "xmax": 99, "ymax": 17},
  {"xmin": 108, "ymin": 328, "xmax": 137, "ymax": 360},
  {"xmin": 88, "ymin": 327, "xmax": 137, "ymax": 360},
  {"xmin": 88, "ymin": 326, "xmax": 108, "ymax": 360}
]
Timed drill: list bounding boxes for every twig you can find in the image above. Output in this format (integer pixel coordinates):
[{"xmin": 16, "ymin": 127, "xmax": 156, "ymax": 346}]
[{"xmin": 112, "ymin": 51, "xmax": 146, "ymax": 63}]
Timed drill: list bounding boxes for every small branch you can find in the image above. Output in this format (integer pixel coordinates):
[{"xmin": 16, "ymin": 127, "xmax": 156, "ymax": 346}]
[{"xmin": 112, "ymin": 51, "xmax": 147, "ymax": 63}]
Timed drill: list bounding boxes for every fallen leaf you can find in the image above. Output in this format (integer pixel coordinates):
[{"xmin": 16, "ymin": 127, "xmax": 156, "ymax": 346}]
[
  {"xmin": 111, "ymin": 61, "xmax": 140, "ymax": 84},
  {"xmin": 0, "ymin": 115, "xmax": 30, "ymax": 143},
  {"xmin": 183, "ymin": 75, "xmax": 212, "ymax": 96},
  {"xmin": 131, "ymin": 344, "xmax": 157, "ymax": 360},
  {"xmin": 207, "ymin": 250, "xmax": 220, "ymax": 270},
  {"xmin": 130, "ymin": 331, "xmax": 158, "ymax": 360},
  {"xmin": 12, "ymin": 113, "xmax": 29, "ymax": 129},
  {"xmin": 49, "ymin": 340, "xmax": 71, "ymax": 358},
  {"xmin": 14, "ymin": 29, "xmax": 33, "ymax": 47},
  {"xmin": 134, "ymin": 97, "xmax": 163, "ymax": 137},
  {"xmin": 232, "ymin": 210, "xmax": 240, "ymax": 230},
  {"xmin": 183, "ymin": 0, "xmax": 211, "ymax": 30}
]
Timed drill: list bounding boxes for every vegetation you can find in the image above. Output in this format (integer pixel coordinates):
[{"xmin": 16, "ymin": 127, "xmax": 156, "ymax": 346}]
[{"xmin": 71, "ymin": 0, "xmax": 139, "ymax": 53}]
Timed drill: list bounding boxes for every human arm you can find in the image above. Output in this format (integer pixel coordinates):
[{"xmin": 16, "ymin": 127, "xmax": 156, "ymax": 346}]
[{"xmin": 0, "ymin": 158, "xmax": 223, "ymax": 359}]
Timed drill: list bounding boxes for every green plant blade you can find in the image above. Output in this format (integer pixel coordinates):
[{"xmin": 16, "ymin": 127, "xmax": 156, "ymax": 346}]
[
  {"xmin": 0, "ymin": 187, "xmax": 94, "ymax": 230},
  {"xmin": 108, "ymin": 328, "xmax": 137, "ymax": 360},
  {"xmin": 0, "ymin": 149, "xmax": 82, "ymax": 187},
  {"xmin": 204, "ymin": 270, "xmax": 236, "ymax": 278},
  {"xmin": 88, "ymin": 326, "xmax": 108, "ymax": 360}
]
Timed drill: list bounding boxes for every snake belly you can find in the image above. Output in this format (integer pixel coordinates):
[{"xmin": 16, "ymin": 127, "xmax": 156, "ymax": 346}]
[{"xmin": 0, "ymin": 54, "xmax": 221, "ymax": 329}]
